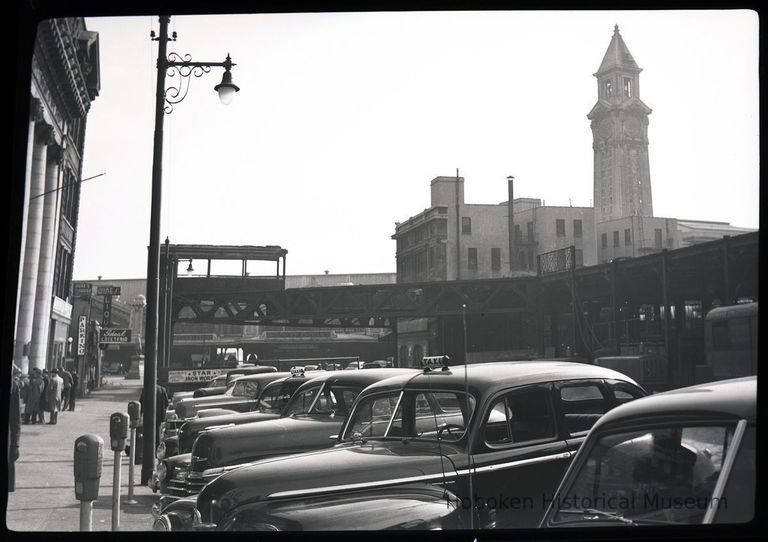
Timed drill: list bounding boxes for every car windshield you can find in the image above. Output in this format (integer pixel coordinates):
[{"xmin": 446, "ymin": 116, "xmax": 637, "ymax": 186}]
[
  {"xmin": 342, "ymin": 390, "xmax": 476, "ymax": 443},
  {"xmin": 549, "ymin": 424, "xmax": 737, "ymax": 526},
  {"xmin": 258, "ymin": 381, "xmax": 292, "ymax": 412},
  {"xmin": 283, "ymin": 383, "xmax": 361, "ymax": 418},
  {"xmin": 221, "ymin": 382, "xmax": 237, "ymax": 396}
]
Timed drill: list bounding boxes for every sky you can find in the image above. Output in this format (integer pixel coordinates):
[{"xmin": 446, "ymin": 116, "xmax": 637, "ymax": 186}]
[{"xmin": 72, "ymin": 10, "xmax": 759, "ymax": 280}]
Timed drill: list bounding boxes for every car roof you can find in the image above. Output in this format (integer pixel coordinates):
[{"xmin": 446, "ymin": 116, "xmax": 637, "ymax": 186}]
[
  {"xmin": 231, "ymin": 371, "xmax": 291, "ymax": 383},
  {"xmin": 359, "ymin": 361, "xmax": 640, "ymax": 398},
  {"xmin": 295, "ymin": 368, "xmax": 418, "ymax": 393},
  {"xmin": 593, "ymin": 376, "xmax": 756, "ymax": 429}
]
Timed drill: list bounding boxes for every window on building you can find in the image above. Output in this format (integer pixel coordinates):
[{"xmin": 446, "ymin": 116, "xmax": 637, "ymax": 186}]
[
  {"xmin": 514, "ymin": 225, "xmax": 522, "ymax": 243},
  {"xmin": 623, "ymin": 77, "xmax": 633, "ymax": 97},
  {"xmin": 655, "ymin": 228, "xmax": 663, "ymax": 249},
  {"xmin": 613, "ymin": 231, "xmax": 620, "ymax": 247},
  {"xmin": 624, "ymin": 228, "xmax": 631, "ymax": 246},
  {"xmin": 519, "ymin": 251, "xmax": 527, "ymax": 270},
  {"xmin": 575, "ymin": 249, "xmax": 583, "ymax": 267},
  {"xmin": 491, "ymin": 248, "xmax": 501, "ymax": 271},
  {"xmin": 462, "ymin": 217, "xmax": 472, "ymax": 234},
  {"xmin": 604, "ymin": 80, "xmax": 613, "ymax": 98},
  {"xmin": 528, "ymin": 251, "xmax": 534, "ymax": 270},
  {"xmin": 527, "ymin": 222, "xmax": 534, "ymax": 242},
  {"xmin": 556, "ymin": 219, "xmax": 566, "ymax": 237},
  {"xmin": 601, "ymin": 233, "xmax": 608, "ymax": 249},
  {"xmin": 436, "ymin": 220, "xmax": 447, "ymax": 234},
  {"xmin": 429, "ymin": 246, "xmax": 435, "ymax": 269},
  {"xmin": 573, "ymin": 219, "xmax": 582, "ymax": 238},
  {"xmin": 468, "ymin": 248, "xmax": 478, "ymax": 270}
]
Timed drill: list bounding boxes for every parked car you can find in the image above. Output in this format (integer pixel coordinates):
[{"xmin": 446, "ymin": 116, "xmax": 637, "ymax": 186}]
[
  {"xmin": 192, "ymin": 374, "xmax": 229, "ymax": 397},
  {"xmin": 174, "ymin": 371, "xmax": 285, "ymax": 420},
  {"xmin": 154, "ymin": 485, "xmax": 464, "ymax": 532},
  {"xmin": 154, "ymin": 368, "xmax": 418, "ymax": 525},
  {"xmin": 540, "ymin": 376, "xmax": 756, "ymax": 527},
  {"xmin": 155, "ymin": 359, "xmax": 645, "ymax": 531}
]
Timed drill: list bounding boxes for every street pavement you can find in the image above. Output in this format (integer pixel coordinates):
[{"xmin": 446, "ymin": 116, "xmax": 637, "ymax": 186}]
[{"xmin": 6, "ymin": 375, "xmax": 157, "ymax": 532}]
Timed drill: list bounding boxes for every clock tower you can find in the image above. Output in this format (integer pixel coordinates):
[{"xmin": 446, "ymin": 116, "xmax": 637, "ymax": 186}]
[{"xmin": 588, "ymin": 25, "xmax": 653, "ymax": 223}]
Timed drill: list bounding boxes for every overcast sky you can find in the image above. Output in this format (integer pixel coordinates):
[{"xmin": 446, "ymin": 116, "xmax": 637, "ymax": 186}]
[{"xmin": 72, "ymin": 10, "xmax": 759, "ymax": 280}]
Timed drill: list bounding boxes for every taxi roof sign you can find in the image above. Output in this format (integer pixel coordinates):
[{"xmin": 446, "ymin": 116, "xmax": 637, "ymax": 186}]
[
  {"xmin": 421, "ymin": 355, "xmax": 450, "ymax": 371},
  {"xmin": 290, "ymin": 366, "xmax": 305, "ymax": 377}
]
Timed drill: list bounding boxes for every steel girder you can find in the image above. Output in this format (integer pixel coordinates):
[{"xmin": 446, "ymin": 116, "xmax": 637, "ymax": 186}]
[{"xmin": 170, "ymin": 276, "xmax": 538, "ymax": 327}]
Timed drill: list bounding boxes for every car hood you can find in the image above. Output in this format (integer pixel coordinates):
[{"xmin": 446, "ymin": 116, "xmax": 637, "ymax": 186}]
[
  {"xmin": 165, "ymin": 453, "xmax": 191, "ymax": 468},
  {"xmin": 197, "ymin": 416, "xmax": 345, "ymax": 470},
  {"xmin": 177, "ymin": 395, "xmax": 253, "ymax": 418},
  {"xmin": 179, "ymin": 411, "xmax": 280, "ymax": 453},
  {"xmin": 198, "ymin": 441, "xmax": 462, "ymax": 523}
]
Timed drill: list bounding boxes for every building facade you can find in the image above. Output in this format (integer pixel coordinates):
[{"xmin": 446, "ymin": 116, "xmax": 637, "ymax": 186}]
[{"xmin": 14, "ymin": 18, "xmax": 100, "ymax": 374}]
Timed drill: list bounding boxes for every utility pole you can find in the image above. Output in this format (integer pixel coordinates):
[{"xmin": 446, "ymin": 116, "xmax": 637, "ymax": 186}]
[{"xmin": 507, "ymin": 175, "xmax": 515, "ymax": 272}]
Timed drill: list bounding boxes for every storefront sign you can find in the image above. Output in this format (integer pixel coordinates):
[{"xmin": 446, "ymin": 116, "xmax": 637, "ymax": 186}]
[
  {"xmin": 167, "ymin": 369, "xmax": 225, "ymax": 383},
  {"xmin": 102, "ymin": 294, "xmax": 112, "ymax": 327},
  {"xmin": 96, "ymin": 285, "xmax": 121, "ymax": 296},
  {"xmin": 74, "ymin": 283, "xmax": 93, "ymax": 298},
  {"xmin": 77, "ymin": 315, "xmax": 87, "ymax": 356},
  {"xmin": 100, "ymin": 328, "xmax": 132, "ymax": 344}
]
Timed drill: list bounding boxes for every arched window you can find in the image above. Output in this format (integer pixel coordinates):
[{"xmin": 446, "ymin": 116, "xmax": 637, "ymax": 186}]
[
  {"xmin": 604, "ymin": 80, "xmax": 613, "ymax": 98},
  {"xmin": 399, "ymin": 345, "xmax": 409, "ymax": 367}
]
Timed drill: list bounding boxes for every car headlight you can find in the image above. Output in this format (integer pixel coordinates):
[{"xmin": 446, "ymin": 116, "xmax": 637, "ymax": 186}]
[
  {"xmin": 157, "ymin": 441, "xmax": 166, "ymax": 460},
  {"xmin": 156, "ymin": 462, "xmax": 168, "ymax": 482},
  {"xmin": 153, "ymin": 515, "xmax": 173, "ymax": 531}
]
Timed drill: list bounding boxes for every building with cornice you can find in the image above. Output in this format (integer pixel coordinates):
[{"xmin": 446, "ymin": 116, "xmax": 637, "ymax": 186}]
[{"xmin": 14, "ymin": 18, "xmax": 100, "ymax": 374}]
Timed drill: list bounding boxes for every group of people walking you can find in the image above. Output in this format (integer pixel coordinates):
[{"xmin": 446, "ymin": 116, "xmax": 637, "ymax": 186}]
[{"xmin": 17, "ymin": 366, "xmax": 78, "ymax": 425}]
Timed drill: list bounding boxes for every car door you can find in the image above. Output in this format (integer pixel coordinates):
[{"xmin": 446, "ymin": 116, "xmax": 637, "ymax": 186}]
[{"xmin": 467, "ymin": 384, "xmax": 571, "ymax": 529}]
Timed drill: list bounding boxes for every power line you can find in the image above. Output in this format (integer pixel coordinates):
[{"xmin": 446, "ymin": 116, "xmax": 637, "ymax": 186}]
[{"xmin": 30, "ymin": 172, "xmax": 106, "ymax": 200}]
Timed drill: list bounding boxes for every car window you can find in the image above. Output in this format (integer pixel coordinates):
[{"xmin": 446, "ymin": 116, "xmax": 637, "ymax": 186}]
[
  {"xmin": 259, "ymin": 382, "xmax": 292, "ymax": 411},
  {"xmin": 550, "ymin": 424, "xmax": 735, "ymax": 526},
  {"xmin": 232, "ymin": 381, "xmax": 259, "ymax": 397},
  {"xmin": 347, "ymin": 392, "xmax": 400, "ymax": 438},
  {"xmin": 344, "ymin": 391, "xmax": 475, "ymax": 442},
  {"xmin": 559, "ymin": 383, "xmax": 609, "ymax": 435},
  {"xmin": 483, "ymin": 386, "xmax": 556, "ymax": 448},
  {"xmin": 283, "ymin": 384, "xmax": 321, "ymax": 417},
  {"xmin": 715, "ymin": 425, "xmax": 755, "ymax": 523}
]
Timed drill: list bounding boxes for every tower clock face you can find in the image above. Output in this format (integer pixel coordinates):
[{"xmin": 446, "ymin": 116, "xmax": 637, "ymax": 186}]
[
  {"xmin": 597, "ymin": 118, "xmax": 613, "ymax": 140},
  {"xmin": 624, "ymin": 117, "xmax": 642, "ymax": 137}
]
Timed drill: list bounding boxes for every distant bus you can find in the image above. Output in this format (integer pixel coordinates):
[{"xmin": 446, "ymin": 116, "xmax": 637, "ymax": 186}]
[{"xmin": 702, "ymin": 301, "xmax": 757, "ymax": 381}]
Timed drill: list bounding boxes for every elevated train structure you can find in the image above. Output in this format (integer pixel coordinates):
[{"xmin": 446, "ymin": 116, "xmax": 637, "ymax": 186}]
[{"xmin": 157, "ymin": 232, "xmax": 757, "ymax": 391}]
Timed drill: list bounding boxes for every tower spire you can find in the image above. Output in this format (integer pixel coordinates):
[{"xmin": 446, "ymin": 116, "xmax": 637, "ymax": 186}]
[{"xmin": 595, "ymin": 24, "xmax": 641, "ymax": 76}]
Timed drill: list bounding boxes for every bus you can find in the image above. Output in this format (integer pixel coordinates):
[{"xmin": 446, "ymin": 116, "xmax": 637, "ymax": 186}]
[{"xmin": 700, "ymin": 301, "xmax": 757, "ymax": 382}]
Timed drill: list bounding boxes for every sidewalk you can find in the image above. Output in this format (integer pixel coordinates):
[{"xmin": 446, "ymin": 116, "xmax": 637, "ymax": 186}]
[{"xmin": 6, "ymin": 376, "xmax": 157, "ymax": 532}]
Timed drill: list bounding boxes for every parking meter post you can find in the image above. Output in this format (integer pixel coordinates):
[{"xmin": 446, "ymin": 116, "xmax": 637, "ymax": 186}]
[
  {"xmin": 127, "ymin": 401, "xmax": 140, "ymax": 504},
  {"xmin": 74, "ymin": 434, "xmax": 103, "ymax": 532},
  {"xmin": 80, "ymin": 500, "xmax": 93, "ymax": 531},
  {"xmin": 126, "ymin": 427, "xmax": 136, "ymax": 503},
  {"xmin": 109, "ymin": 412, "xmax": 129, "ymax": 531},
  {"xmin": 112, "ymin": 449, "xmax": 121, "ymax": 530}
]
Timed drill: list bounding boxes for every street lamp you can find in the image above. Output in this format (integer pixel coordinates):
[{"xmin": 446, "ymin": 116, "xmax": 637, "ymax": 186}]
[{"xmin": 142, "ymin": 15, "xmax": 240, "ymax": 485}]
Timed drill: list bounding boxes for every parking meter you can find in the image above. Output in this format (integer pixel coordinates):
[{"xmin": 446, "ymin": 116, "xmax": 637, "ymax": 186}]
[
  {"xmin": 110, "ymin": 412, "xmax": 129, "ymax": 451},
  {"xmin": 74, "ymin": 434, "xmax": 103, "ymax": 501},
  {"xmin": 128, "ymin": 401, "xmax": 141, "ymax": 428}
]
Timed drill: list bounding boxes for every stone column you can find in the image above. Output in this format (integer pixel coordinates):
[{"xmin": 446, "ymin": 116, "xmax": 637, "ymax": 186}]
[
  {"xmin": 15, "ymin": 122, "xmax": 54, "ymax": 373},
  {"xmin": 29, "ymin": 143, "xmax": 63, "ymax": 369},
  {"xmin": 13, "ymin": 100, "xmax": 44, "ymax": 368}
]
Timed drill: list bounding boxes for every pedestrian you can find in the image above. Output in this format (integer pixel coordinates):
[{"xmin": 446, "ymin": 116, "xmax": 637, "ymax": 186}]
[
  {"xmin": 58, "ymin": 367, "xmax": 73, "ymax": 411},
  {"xmin": 24, "ymin": 368, "xmax": 44, "ymax": 425},
  {"xmin": 9, "ymin": 369, "xmax": 22, "ymax": 492},
  {"xmin": 69, "ymin": 371, "xmax": 79, "ymax": 411},
  {"xmin": 46, "ymin": 369, "xmax": 62, "ymax": 424},
  {"xmin": 40, "ymin": 369, "xmax": 51, "ymax": 423}
]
